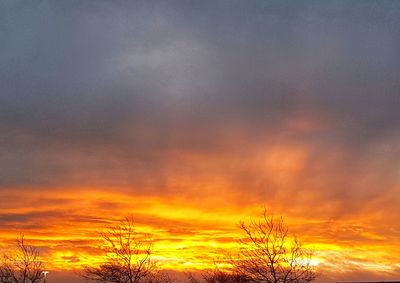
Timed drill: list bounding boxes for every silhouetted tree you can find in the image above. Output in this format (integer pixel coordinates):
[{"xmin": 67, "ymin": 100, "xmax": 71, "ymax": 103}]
[
  {"xmin": 232, "ymin": 210, "xmax": 316, "ymax": 283},
  {"xmin": 83, "ymin": 217, "xmax": 156, "ymax": 283},
  {"xmin": 0, "ymin": 234, "xmax": 45, "ymax": 283}
]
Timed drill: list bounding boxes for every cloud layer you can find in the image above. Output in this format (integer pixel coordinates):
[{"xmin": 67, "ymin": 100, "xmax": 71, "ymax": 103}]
[{"xmin": 1, "ymin": 1, "xmax": 399, "ymax": 280}]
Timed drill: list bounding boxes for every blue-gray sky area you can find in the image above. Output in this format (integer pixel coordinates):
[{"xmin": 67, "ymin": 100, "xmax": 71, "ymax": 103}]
[{"xmin": 1, "ymin": 1, "xmax": 399, "ymax": 193}]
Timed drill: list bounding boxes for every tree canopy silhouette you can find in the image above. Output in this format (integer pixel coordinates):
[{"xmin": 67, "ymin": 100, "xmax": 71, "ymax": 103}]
[
  {"xmin": 83, "ymin": 217, "xmax": 156, "ymax": 283},
  {"xmin": 0, "ymin": 234, "xmax": 45, "ymax": 283},
  {"xmin": 232, "ymin": 209, "xmax": 316, "ymax": 283}
]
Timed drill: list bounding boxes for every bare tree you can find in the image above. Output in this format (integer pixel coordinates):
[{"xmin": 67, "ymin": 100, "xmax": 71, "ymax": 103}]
[
  {"xmin": 232, "ymin": 210, "xmax": 316, "ymax": 283},
  {"xmin": 83, "ymin": 217, "xmax": 156, "ymax": 283},
  {"xmin": 0, "ymin": 234, "xmax": 45, "ymax": 283}
]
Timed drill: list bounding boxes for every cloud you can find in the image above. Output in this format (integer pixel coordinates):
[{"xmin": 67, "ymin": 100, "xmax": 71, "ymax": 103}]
[{"xmin": 0, "ymin": 0, "xmax": 399, "ymax": 277}]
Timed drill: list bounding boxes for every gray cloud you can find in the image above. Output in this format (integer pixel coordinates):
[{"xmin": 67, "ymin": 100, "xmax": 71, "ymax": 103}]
[{"xmin": 0, "ymin": 1, "xmax": 399, "ymax": 220}]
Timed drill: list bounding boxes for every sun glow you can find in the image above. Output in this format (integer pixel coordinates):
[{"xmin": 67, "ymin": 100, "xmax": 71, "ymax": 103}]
[{"xmin": 0, "ymin": 189, "xmax": 398, "ymax": 276}]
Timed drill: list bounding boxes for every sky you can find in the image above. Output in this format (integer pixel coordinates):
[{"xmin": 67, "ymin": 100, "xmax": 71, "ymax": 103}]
[{"xmin": 0, "ymin": 0, "xmax": 400, "ymax": 282}]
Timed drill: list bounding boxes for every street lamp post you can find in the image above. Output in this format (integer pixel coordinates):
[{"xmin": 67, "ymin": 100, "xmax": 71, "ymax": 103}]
[{"xmin": 42, "ymin": 271, "xmax": 49, "ymax": 283}]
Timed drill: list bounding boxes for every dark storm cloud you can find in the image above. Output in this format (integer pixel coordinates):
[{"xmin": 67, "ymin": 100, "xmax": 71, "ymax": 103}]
[{"xmin": 0, "ymin": 0, "xmax": 399, "ymax": 215}]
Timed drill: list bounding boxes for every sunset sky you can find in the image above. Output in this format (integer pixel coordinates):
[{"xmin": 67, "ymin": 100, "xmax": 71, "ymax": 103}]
[{"xmin": 1, "ymin": 1, "xmax": 400, "ymax": 282}]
